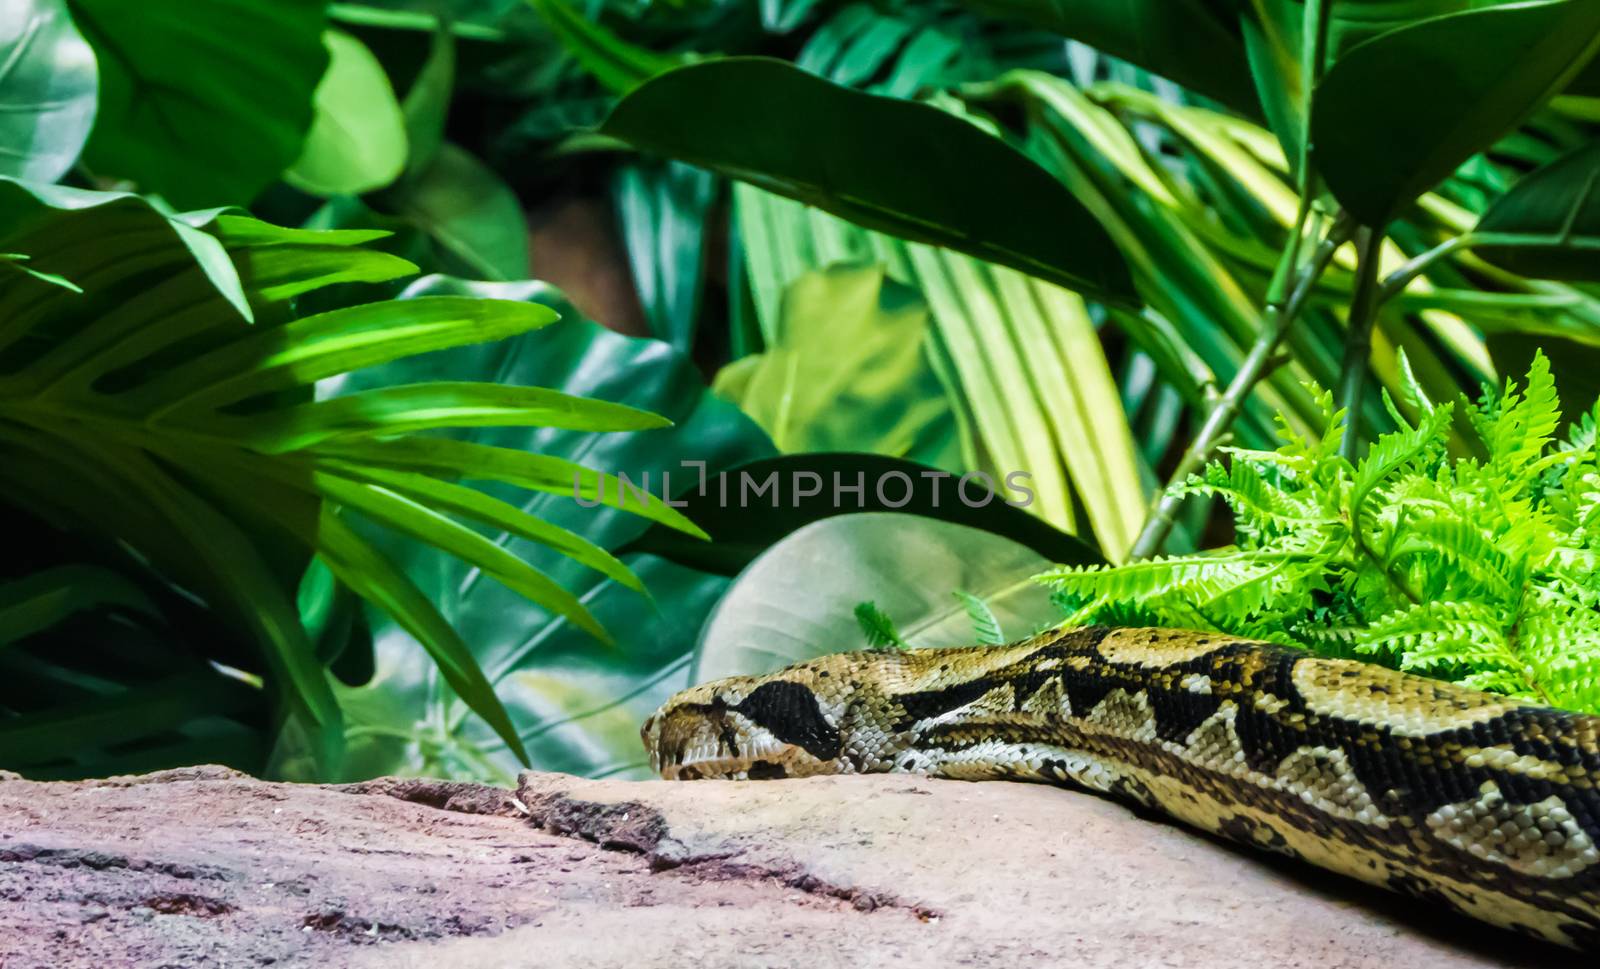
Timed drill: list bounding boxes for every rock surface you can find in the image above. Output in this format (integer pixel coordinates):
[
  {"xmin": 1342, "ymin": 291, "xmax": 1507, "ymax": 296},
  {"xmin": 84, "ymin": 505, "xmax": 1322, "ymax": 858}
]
[{"xmin": 0, "ymin": 766, "xmax": 1581, "ymax": 968}]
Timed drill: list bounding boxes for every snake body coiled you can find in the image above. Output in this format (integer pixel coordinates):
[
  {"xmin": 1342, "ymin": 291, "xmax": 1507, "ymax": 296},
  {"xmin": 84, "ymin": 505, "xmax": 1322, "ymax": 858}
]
[{"xmin": 641, "ymin": 626, "xmax": 1600, "ymax": 949}]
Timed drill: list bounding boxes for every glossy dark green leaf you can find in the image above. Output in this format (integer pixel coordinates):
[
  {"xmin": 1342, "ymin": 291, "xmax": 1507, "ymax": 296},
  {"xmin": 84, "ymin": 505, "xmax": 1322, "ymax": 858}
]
[
  {"xmin": 613, "ymin": 161, "xmax": 716, "ymax": 351},
  {"xmin": 952, "ymin": 0, "xmax": 1259, "ymax": 115},
  {"xmin": 69, "ymin": 0, "xmax": 328, "ymax": 208},
  {"xmin": 1475, "ymin": 140, "xmax": 1600, "ymax": 281},
  {"xmin": 622, "ymin": 452, "xmax": 1102, "ymax": 577},
  {"xmin": 0, "ymin": 0, "xmax": 98, "ymax": 182},
  {"xmin": 600, "ymin": 57, "xmax": 1137, "ymax": 305},
  {"xmin": 1312, "ymin": 0, "xmax": 1600, "ymax": 226}
]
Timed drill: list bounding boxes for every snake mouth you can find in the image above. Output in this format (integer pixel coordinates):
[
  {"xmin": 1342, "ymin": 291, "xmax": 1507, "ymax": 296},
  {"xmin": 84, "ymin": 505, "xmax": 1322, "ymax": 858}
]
[{"xmin": 661, "ymin": 756, "xmax": 792, "ymax": 781}]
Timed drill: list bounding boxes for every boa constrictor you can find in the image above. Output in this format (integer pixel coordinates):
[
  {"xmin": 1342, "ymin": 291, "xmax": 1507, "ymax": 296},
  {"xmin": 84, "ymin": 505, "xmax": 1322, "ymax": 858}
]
[{"xmin": 641, "ymin": 626, "xmax": 1600, "ymax": 949}]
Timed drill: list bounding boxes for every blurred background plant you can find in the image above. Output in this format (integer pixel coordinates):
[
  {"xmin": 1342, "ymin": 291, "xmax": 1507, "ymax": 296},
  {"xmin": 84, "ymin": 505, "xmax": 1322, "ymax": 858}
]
[{"xmin": 2, "ymin": 0, "xmax": 1598, "ymax": 782}]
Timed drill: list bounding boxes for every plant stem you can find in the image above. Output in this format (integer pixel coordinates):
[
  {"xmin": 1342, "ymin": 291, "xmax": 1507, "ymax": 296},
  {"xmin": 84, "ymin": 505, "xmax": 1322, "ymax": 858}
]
[
  {"xmin": 1129, "ymin": 214, "xmax": 1354, "ymax": 560},
  {"xmin": 1336, "ymin": 227, "xmax": 1384, "ymax": 462},
  {"xmin": 1376, "ymin": 228, "xmax": 1600, "ymax": 308},
  {"xmin": 1126, "ymin": 0, "xmax": 1339, "ymax": 562},
  {"xmin": 1376, "ymin": 234, "xmax": 1473, "ymax": 306}
]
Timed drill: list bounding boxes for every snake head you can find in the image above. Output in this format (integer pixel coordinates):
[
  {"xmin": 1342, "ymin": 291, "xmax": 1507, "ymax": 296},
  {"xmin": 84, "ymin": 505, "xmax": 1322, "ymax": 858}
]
[{"xmin": 642, "ymin": 659, "xmax": 875, "ymax": 781}]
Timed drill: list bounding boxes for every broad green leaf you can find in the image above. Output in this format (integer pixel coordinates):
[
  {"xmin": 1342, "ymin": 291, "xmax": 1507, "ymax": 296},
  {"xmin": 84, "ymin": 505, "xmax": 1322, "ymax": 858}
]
[
  {"xmin": 621, "ymin": 452, "xmax": 1103, "ymax": 577},
  {"xmin": 69, "ymin": 0, "xmax": 328, "ymax": 208},
  {"xmin": 1475, "ymin": 140, "xmax": 1600, "ymax": 281},
  {"xmin": 613, "ymin": 161, "xmax": 716, "ymax": 351},
  {"xmin": 713, "ymin": 264, "xmax": 957, "ymax": 464},
  {"xmin": 693, "ymin": 513, "xmax": 1061, "ymax": 682},
  {"xmin": 286, "ymin": 30, "xmax": 408, "ymax": 196},
  {"xmin": 953, "ymin": 0, "xmax": 1259, "ymax": 115},
  {"xmin": 1246, "ymin": 1, "xmax": 1549, "ymax": 175},
  {"xmin": 387, "ymin": 143, "xmax": 530, "ymax": 281},
  {"xmin": 526, "ymin": 0, "xmax": 685, "ymax": 93},
  {"xmin": 0, "ymin": 0, "xmax": 97, "ymax": 182},
  {"xmin": 601, "ymin": 57, "xmax": 1137, "ymax": 306},
  {"xmin": 1312, "ymin": 0, "xmax": 1600, "ymax": 226}
]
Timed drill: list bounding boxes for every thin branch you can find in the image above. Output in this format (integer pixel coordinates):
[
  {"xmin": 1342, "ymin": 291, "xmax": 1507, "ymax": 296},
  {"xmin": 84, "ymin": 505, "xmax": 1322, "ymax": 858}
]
[
  {"xmin": 1129, "ymin": 213, "xmax": 1354, "ymax": 560},
  {"xmin": 1376, "ymin": 233, "xmax": 1473, "ymax": 306},
  {"xmin": 1337, "ymin": 227, "xmax": 1384, "ymax": 461}
]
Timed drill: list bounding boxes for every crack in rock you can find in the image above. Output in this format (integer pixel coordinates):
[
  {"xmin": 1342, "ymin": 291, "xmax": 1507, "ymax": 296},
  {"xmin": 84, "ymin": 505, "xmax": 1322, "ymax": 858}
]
[
  {"xmin": 142, "ymin": 891, "xmax": 235, "ymax": 917},
  {"xmin": 512, "ymin": 778, "xmax": 939, "ymax": 920},
  {"xmin": 338, "ymin": 777, "xmax": 518, "ymax": 816},
  {"xmin": 0, "ymin": 843, "xmax": 233, "ymax": 882}
]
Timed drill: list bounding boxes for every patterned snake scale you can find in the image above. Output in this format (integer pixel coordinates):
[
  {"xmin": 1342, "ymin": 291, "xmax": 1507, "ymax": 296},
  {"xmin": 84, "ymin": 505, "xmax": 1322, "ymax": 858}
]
[{"xmin": 641, "ymin": 626, "xmax": 1600, "ymax": 949}]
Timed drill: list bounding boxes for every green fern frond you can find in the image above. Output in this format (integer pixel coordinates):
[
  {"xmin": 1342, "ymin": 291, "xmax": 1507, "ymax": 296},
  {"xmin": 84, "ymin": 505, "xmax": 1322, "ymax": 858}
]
[
  {"xmin": 1041, "ymin": 550, "xmax": 1310, "ymax": 606},
  {"xmin": 1181, "ymin": 461, "xmax": 1328, "ymax": 541},
  {"xmin": 1389, "ymin": 515, "xmax": 1521, "ymax": 601},
  {"xmin": 854, "ymin": 601, "xmax": 905, "ymax": 650},
  {"xmin": 1485, "ymin": 350, "xmax": 1561, "ymax": 475},
  {"xmin": 1395, "ymin": 348, "xmax": 1436, "ymax": 418},
  {"xmin": 953, "ymin": 591, "xmax": 1005, "ymax": 645},
  {"xmin": 1361, "ymin": 601, "xmax": 1511, "ymax": 675},
  {"xmin": 1350, "ymin": 403, "xmax": 1453, "ymax": 517}
]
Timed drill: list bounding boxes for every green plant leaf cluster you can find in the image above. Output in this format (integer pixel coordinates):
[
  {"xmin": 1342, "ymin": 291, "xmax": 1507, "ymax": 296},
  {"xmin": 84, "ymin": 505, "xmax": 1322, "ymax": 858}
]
[
  {"xmin": 0, "ymin": 183, "xmax": 706, "ymax": 778},
  {"xmin": 1042, "ymin": 353, "xmax": 1600, "ymax": 713}
]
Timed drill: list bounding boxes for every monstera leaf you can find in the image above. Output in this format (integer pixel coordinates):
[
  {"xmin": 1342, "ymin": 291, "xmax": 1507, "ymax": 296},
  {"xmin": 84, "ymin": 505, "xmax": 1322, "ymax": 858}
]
[
  {"xmin": 293, "ymin": 276, "xmax": 776, "ymax": 784},
  {"xmin": 0, "ymin": 185, "xmax": 702, "ymax": 778}
]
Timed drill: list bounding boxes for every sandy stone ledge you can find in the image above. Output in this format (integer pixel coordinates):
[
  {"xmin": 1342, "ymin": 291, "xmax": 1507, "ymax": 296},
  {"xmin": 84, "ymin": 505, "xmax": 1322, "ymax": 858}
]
[{"xmin": 0, "ymin": 766, "xmax": 1579, "ymax": 968}]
